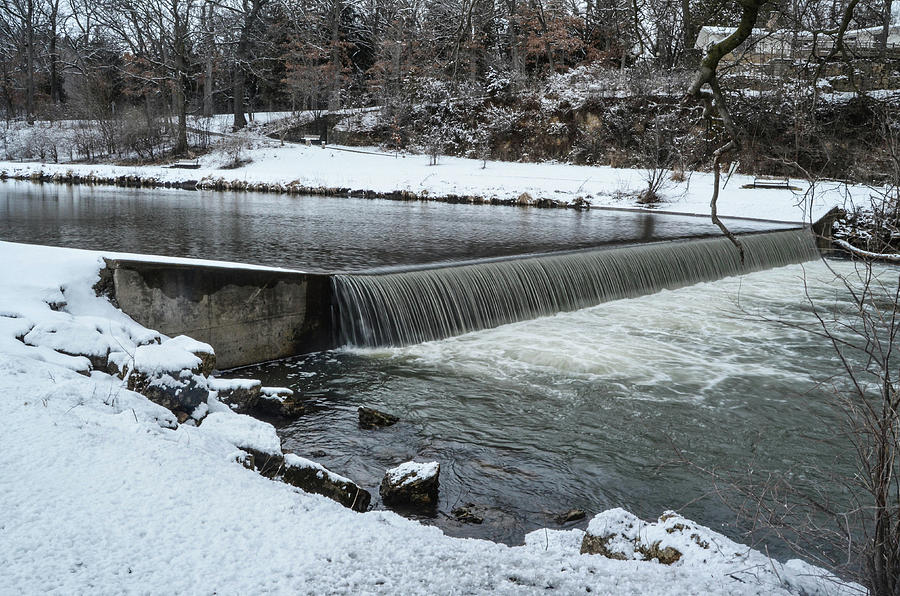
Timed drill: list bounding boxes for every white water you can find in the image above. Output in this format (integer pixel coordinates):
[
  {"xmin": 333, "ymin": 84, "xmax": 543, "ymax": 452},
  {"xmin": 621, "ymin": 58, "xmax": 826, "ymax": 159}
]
[
  {"xmin": 251, "ymin": 258, "xmax": 889, "ymax": 556},
  {"xmin": 334, "ymin": 228, "xmax": 818, "ymax": 346}
]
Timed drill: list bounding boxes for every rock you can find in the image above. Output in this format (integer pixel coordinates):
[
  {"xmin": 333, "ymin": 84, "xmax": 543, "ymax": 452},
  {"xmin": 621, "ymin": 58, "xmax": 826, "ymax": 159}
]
[
  {"xmin": 254, "ymin": 387, "xmax": 304, "ymax": 418},
  {"xmin": 358, "ymin": 406, "xmax": 399, "ymax": 429},
  {"xmin": 579, "ymin": 508, "xmax": 683, "ymax": 565},
  {"xmin": 516, "ymin": 192, "xmax": 534, "ymax": 206},
  {"xmin": 451, "ymin": 503, "xmax": 484, "ymax": 524},
  {"xmin": 198, "ymin": 411, "xmax": 284, "ymax": 477},
  {"xmin": 137, "ymin": 370, "xmax": 209, "ymax": 415},
  {"xmin": 556, "ymin": 509, "xmax": 586, "ymax": 524},
  {"xmin": 165, "ymin": 335, "xmax": 216, "ymax": 375},
  {"xmin": 568, "ymin": 196, "xmax": 591, "ymax": 211},
  {"xmin": 282, "ymin": 454, "xmax": 371, "ymax": 512},
  {"xmin": 209, "ymin": 377, "xmax": 262, "ymax": 412},
  {"xmin": 580, "ymin": 534, "xmax": 629, "ymax": 560},
  {"xmin": 380, "ymin": 461, "xmax": 440, "ymax": 508},
  {"xmin": 242, "ymin": 448, "xmax": 286, "ymax": 478}
]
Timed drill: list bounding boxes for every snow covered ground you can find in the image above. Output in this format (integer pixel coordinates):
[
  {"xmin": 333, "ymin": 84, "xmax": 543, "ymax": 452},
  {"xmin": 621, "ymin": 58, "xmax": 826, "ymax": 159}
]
[
  {"xmin": 0, "ymin": 137, "xmax": 868, "ymax": 223},
  {"xmin": 0, "ymin": 239, "xmax": 863, "ymax": 594}
]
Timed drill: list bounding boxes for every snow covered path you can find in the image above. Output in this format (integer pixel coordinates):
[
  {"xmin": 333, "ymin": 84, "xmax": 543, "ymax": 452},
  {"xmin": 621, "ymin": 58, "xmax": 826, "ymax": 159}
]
[
  {"xmin": 0, "ymin": 241, "xmax": 859, "ymax": 595},
  {"xmin": 0, "ymin": 142, "xmax": 864, "ymax": 223}
]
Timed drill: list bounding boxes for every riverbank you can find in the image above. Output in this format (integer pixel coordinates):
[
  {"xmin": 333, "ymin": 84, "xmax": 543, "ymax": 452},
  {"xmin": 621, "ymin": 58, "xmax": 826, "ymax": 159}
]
[
  {"xmin": 0, "ymin": 141, "xmax": 864, "ymax": 223},
  {"xmin": 0, "ymin": 239, "xmax": 857, "ymax": 595}
]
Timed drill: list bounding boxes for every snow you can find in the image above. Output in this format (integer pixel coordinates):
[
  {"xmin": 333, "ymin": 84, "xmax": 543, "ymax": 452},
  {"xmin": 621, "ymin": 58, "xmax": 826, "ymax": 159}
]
[
  {"xmin": 0, "ymin": 234, "xmax": 862, "ymax": 594},
  {"xmin": 261, "ymin": 386, "xmax": 294, "ymax": 397},
  {"xmin": 199, "ymin": 411, "xmax": 283, "ymax": 457},
  {"xmin": 386, "ymin": 461, "xmax": 440, "ymax": 487},
  {"xmin": 109, "ymin": 343, "xmax": 199, "ymax": 377},
  {"xmin": 0, "ymin": 140, "xmax": 863, "ymax": 223},
  {"xmin": 284, "ymin": 453, "xmax": 353, "ymax": 485},
  {"xmin": 209, "ymin": 377, "xmax": 262, "ymax": 391}
]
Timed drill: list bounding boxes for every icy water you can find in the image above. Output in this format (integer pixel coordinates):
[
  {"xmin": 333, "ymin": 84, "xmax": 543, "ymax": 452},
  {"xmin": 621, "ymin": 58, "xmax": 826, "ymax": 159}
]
[
  {"xmin": 0, "ymin": 180, "xmax": 796, "ymax": 271},
  {"xmin": 236, "ymin": 260, "xmax": 888, "ymax": 559}
]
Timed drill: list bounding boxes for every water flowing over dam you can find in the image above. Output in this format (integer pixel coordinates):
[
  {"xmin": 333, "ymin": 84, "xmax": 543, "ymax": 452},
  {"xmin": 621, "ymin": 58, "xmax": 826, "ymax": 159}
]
[{"xmin": 332, "ymin": 228, "xmax": 820, "ymax": 347}]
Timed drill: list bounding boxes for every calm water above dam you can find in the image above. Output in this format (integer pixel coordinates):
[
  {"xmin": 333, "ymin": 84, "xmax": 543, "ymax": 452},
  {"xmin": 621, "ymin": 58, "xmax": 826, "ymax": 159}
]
[{"xmin": 0, "ymin": 180, "xmax": 795, "ymax": 271}]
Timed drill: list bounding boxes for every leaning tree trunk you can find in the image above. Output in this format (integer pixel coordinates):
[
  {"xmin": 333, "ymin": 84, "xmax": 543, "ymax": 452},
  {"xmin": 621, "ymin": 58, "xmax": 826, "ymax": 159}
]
[{"xmin": 686, "ymin": 0, "xmax": 767, "ymax": 262}]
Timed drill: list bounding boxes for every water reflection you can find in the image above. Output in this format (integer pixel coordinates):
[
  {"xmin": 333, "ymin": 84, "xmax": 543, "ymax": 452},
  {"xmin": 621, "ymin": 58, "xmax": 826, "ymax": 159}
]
[{"xmin": 0, "ymin": 180, "xmax": 795, "ymax": 271}]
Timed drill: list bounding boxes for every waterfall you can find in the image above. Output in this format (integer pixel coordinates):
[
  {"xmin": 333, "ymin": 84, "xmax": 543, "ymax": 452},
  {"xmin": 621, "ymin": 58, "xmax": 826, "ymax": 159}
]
[{"xmin": 332, "ymin": 228, "xmax": 820, "ymax": 347}]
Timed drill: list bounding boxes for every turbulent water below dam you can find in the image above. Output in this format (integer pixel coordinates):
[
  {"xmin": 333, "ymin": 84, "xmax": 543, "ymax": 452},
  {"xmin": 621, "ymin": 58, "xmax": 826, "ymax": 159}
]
[{"xmin": 240, "ymin": 259, "xmax": 889, "ymax": 559}]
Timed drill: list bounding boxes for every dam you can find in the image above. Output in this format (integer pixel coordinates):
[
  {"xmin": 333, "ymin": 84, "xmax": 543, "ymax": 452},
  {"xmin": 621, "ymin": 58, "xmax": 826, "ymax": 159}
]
[
  {"xmin": 99, "ymin": 227, "xmax": 818, "ymax": 368},
  {"xmin": 0, "ymin": 180, "xmax": 817, "ymax": 367}
]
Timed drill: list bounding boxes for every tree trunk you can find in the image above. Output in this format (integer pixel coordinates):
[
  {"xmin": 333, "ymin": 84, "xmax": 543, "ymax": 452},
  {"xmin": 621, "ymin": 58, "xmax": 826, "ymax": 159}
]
[
  {"xmin": 49, "ymin": 1, "xmax": 60, "ymax": 105},
  {"xmin": 173, "ymin": 12, "xmax": 188, "ymax": 154},
  {"xmin": 328, "ymin": 0, "xmax": 342, "ymax": 112},
  {"xmin": 881, "ymin": 0, "xmax": 893, "ymax": 59},
  {"xmin": 232, "ymin": 0, "xmax": 264, "ymax": 131},
  {"xmin": 25, "ymin": 0, "xmax": 34, "ymax": 124},
  {"xmin": 202, "ymin": 2, "xmax": 214, "ymax": 117},
  {"xmin": 233, "ymin": 66, "xmax": 247, "ymax": 130}
]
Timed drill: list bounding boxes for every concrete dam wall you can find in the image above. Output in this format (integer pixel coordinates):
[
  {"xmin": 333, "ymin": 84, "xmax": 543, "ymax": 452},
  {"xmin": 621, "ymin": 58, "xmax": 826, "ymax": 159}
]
[
  {"xmin": 101, "ymin": 227, "xmax": 822, "ymax": 371},
  {"xmin": 102, "ymin": 258, "xmax": 334, "ymax": 369}
]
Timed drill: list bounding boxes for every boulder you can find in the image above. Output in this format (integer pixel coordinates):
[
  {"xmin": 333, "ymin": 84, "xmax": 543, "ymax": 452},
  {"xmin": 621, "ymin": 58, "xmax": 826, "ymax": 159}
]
[
  {"xmin": 282, "ymin": 454, "xmax": 371, "ymax": 512},
  {"xmin": 199, "ymin": 411, "xmax": 284, "ymax": 477},
  {"xmin": 358, "ymin": 406, "xmax": 399, "ymax": 429},
  {"xmin": 209, "ymin": 377, "xmax": 262, "ymax": 412},
  {"xmin": 451, "ymin": 503, "xmax": 484, "ymax": 524},
  {"xmin": 516, "ymin": 192, "xmax": 534, "ymax": 206},
  {"xmin": 579, "ymin": 508, "xmax": 683, "ymax": 565},
  {"xmin": 380, "ymin": 461, "xmax": 440, "ymax": 508},
  {"xmin": 135, "ymin": 370, "xmax": 209, "ymax": 416},
  {"xmin": 556, "ymin": 509, "xmax": 586, "ymax": 524},
  {"xmin": 254, "ymin": 387, "xmax": 305, "ymax": 418},
  {"xmin": 164, "ymin": 335, "xmax": 216, "ymax": 375},
  {"xmin": 568, "ymin": 196, "xmax": 591, "ymax": 211}
]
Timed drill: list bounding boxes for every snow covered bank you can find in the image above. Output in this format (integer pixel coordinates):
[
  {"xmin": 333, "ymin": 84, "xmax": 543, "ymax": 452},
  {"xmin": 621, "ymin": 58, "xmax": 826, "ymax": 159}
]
[
  {"xmin": 0, "ymin": 239, "xmax": 859, "ymax": 594},
  {"xmin": 0, "ymin": 141, "xmax": 865, "ymax": 223}
]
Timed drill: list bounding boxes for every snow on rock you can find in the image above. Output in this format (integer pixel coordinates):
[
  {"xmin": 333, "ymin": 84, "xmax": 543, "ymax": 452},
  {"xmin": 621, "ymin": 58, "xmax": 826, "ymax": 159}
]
[
  {"xmin": 109, "ymin": 341, "xmax": 202, "ymax": 378},
  {"xmin": 386, "ymin": 461, "xmax": 440, "ymax": 487},
  {"xmin": 23, "ymin": 319, "xmax": 113, "ymax": 361},
  {"xmin": 261, "ymin": 386, "xmax": 293, "ymax": 398},
  {"xmin": 163, "ymin": 334, "xmax": 216, "ymax": 374},
  {"xmin": 199, "ymin": 410, "xmax": 283, "ymax": 475},
  {"xmin": 579, "ymin": 509, "xmax": 860, "ymax": 593},
  {"xmin": 255, "ymin": 386, "xmax": 305, "ymax": 418},
  {"xmin": 209, "ymin": 376, "xmax": 263, "ymax": 411},
  {"xmin": 282, "ymin": 454, "xmax": 372, "ymax": 512},
  {"xmin": 381, "ymin": 461, "xmax": 441, "ymax": 508}
]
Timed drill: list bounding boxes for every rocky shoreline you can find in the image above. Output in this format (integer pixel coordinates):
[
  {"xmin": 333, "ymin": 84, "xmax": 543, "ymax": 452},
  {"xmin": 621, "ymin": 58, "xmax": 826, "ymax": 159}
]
[{"xmin": 0, "ymin": 167, "xmax": 592, "ymax": 210}]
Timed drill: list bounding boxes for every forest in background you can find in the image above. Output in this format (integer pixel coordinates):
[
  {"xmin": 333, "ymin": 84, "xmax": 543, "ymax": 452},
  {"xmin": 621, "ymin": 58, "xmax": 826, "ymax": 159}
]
[{"xmin": 0, "ymin": 0, "xmax": 898, "ymax": 180}]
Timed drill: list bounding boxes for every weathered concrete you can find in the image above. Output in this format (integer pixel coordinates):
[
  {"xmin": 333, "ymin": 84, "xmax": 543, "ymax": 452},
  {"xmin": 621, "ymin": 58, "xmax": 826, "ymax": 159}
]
[
  {"xmin": 100, "ymin": 259, "xmax": 334, "ymax": 369},
  {"xmin": 812, "ymin": 206, "xmax": 845, "ymax": 252}
]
